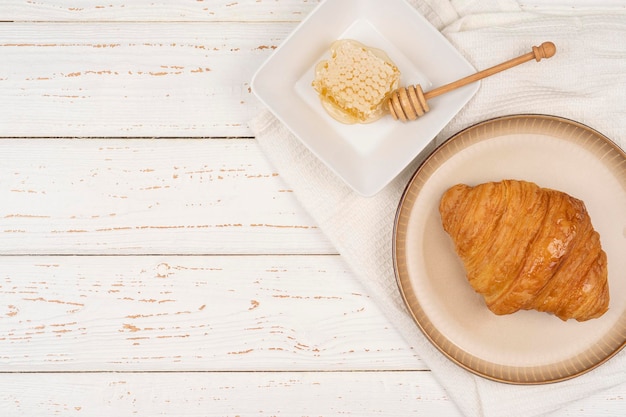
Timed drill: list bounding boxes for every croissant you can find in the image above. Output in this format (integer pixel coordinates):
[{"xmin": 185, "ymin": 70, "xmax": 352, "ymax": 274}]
[{"xmin": 439, "ymin": 180, "xmax": 609, "ymax": 321}]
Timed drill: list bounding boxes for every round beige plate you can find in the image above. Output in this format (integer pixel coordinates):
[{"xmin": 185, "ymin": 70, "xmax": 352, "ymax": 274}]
[{"xmin": 393, "ymin": 115, "xmax": 626, "ymax": 384}]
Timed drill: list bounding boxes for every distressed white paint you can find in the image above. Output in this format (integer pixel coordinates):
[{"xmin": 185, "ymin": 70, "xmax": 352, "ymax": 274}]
[
  {"xmin": 1, "ymin": 0, "xmax": 322, "ymax": 22},
  {"xmin": 1, "ymin": 371, "xmax": 460, "ymax": 417},
  {"xmin": 1, "ymin": 372, "xmax": 625, "ymax": 416},
  {"xmin": 0, "ymin": 23, "xmax": 292, "ymax": 136},
  {"xmin": 0, "ymin": 139, "xmax": 333, "ymax": 254},
  {"xmin": 0, "ymin": 0, "xmax": 624, "ymax": 415},
  {"xmin": 0, "ymin": 255, "xmax": 420, "ymax": 371}
]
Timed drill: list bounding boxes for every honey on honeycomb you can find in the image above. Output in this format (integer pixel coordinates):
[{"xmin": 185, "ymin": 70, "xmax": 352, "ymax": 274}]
[{"xmin": 312, "ymin": 39, "xmax": 400, "ymax": 124}]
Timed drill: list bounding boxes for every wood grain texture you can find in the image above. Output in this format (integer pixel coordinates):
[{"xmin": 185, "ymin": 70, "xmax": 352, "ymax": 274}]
[
  {"xmin": 2, "ymin": 371, "xmax": 625, "ymax": 417},
  {"xmin": 0, "ymin": 138, "xmax": 334, "ymax": 254},
  {"xmin": 1, "ymin": 0, "xmax": 321, "ymax": 22},
  {"xmin": 0, "ymin": 371, "xmax": 460, "ymax": 417},
  {"xmin": 0, "ymin": 255, "xmax": 421, "ymax": 371},
  {"xmin": 0, "ymin": 22, "xmax": 292, "ymax": 137}
]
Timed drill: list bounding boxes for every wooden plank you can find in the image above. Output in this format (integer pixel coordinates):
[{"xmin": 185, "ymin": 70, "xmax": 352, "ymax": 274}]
[
  {"xmin": 0, "ymin": 371, "xmax": 461, "ymax": 417},
  {"xmin": 0, "ymin": 22, "xmax": 293, "ymax": 137},
  {"xmin": 0, "ymin": 138, "xmax": 334, "ymax": 254},
  {"xmin": 0, "ymin": 254, "xmax": 421, "ymax": 371},
  {"xmin": 2, "ymin": 371, "xmax": 625, "ymax": 417},
  {"xmin": 1, "ymin": 0, "xmax": 320, "ymax": 22}
]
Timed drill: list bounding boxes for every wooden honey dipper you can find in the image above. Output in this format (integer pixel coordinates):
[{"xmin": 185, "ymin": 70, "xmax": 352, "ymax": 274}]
[{"xmin": 387, "ymin": 41, "xmax": 556, "ymax": 121}]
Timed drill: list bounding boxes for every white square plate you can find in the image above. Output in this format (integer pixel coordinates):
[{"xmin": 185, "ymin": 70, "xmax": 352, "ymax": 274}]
[{"xmin": 251, "ymin": 0, "xmax": 479, "ymax": 196}]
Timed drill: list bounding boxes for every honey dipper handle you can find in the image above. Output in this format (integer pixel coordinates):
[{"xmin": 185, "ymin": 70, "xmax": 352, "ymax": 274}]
[{"xmin": 423, "ymin": 41, "xmax": 556, "ymax": 100}]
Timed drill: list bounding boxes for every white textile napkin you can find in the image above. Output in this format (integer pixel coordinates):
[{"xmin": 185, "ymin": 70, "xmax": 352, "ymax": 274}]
[{"xmin": 251, "ymin": 1, "xmax": 626, "ymax": 416}]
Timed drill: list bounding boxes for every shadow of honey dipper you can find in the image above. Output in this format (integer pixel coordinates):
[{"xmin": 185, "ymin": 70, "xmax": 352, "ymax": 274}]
[{"xmin": 387, "ymin": 41, "xmax": 556, "ymax": 121}]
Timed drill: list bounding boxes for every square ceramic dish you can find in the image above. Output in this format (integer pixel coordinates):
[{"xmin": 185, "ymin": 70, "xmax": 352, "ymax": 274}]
[{"xmin": 251, "ymin": 0, "xmax": 478, "ymax": 196}]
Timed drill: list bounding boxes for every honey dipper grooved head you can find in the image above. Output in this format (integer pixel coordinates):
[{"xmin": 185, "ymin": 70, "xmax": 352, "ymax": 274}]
[{"xmin": 388, "ymin": 84, "xmax": 429, "ymax": 121}]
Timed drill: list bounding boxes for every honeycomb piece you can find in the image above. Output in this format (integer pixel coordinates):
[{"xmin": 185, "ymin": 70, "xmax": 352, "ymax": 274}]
[{"xmin": 312, "ymin": 39, "xmax": 400, "ymax": 124}]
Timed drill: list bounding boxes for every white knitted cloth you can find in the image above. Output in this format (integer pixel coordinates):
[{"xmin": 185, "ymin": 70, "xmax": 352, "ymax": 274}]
[{"xmin": 251, "ymin": 1, "xmax": 626, "ymax": 416}]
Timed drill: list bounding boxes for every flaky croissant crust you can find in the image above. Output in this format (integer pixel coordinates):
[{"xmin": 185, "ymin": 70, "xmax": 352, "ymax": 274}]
[{"xmin": 439, "ymin": 180, "xmax": 609, "ymax": 321}]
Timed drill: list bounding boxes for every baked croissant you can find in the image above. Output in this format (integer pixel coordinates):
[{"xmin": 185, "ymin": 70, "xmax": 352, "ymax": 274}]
[{"xmin": 439, "ymin": 180, "xmax": 609, "ymax": 321}]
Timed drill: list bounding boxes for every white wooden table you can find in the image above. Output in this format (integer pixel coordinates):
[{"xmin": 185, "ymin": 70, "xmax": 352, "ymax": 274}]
[{"xmin": 1, "ymin": 1, "xmax": 624, "ymax": 415}]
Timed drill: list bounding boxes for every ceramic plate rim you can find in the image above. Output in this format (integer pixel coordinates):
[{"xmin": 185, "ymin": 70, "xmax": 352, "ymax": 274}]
[{"xmin": 393, "ymin": 114, "xmax": 626, "ymax": 384}]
